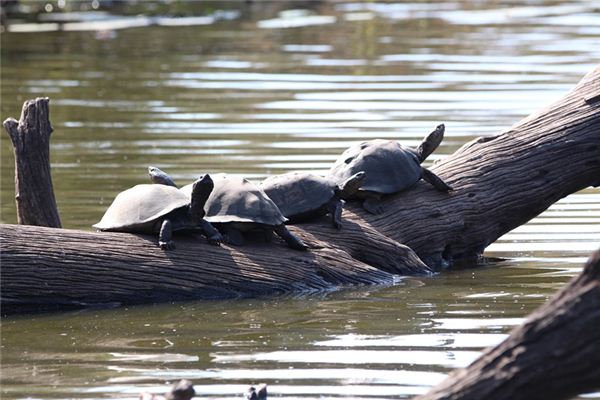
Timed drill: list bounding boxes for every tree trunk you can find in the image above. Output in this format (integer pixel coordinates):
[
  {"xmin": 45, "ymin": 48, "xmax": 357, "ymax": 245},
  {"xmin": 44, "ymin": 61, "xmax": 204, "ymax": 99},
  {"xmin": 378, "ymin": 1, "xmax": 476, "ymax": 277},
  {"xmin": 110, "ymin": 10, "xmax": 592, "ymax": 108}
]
[
  {"xmin": 1, "ymin": 66, "xmax": 599, "ymax": 312},
  {"xmin": 415, "ymin": 248, "xmax": 600, "ymax": 400},
  {"xmin": 3, "ymin": 97, "xmax": 62, "ymax": 228}
]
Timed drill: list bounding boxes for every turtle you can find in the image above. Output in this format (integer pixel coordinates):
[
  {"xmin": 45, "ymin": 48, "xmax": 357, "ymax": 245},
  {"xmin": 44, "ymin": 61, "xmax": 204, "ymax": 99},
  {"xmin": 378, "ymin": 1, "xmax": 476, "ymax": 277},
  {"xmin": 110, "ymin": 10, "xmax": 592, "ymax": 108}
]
[
  {"xmin": 93, "ymin": 174, "xmax": 222, "ymax": 250},
  {"xmin": 328, "ymin": 123, "xmax": 453, "ymax": 214},
  {"xmin": 260, "ymin": 171, "xmax": 366, "ymax": 229},
  {"xmin": 148, "ymin": 167, "xmax": 307, "ymax": 251}
]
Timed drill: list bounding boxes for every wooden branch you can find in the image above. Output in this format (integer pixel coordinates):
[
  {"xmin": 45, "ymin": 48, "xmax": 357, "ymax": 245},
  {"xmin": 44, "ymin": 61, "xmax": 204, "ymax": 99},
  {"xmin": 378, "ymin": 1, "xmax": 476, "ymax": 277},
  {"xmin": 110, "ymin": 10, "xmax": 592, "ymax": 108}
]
[
  {"xmin": 3, "ymin": 97, "xmax": 62, "ymax": 228},
  {"xmin": 415, "ymin": 248, "xmax": 600, "ymax": 400},
  {"xmin": 1, "ymin": 66, "xmax": 599, "ymax": 312},
  {"xmin": 365, "ymin": 65, "xmax": 600, "ymax": 265}
]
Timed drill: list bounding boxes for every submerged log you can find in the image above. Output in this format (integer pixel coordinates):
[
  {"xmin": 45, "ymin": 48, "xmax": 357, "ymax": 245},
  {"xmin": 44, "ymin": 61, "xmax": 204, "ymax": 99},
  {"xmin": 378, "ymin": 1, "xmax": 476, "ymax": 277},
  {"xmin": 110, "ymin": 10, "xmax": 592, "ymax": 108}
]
[
  {"xmin": 416, "ymin": 248, "xmax": 600, "ymax": 400},
  {"xmin": 1, "ymin": 66, "xmax": 599, "ymax": 313}
]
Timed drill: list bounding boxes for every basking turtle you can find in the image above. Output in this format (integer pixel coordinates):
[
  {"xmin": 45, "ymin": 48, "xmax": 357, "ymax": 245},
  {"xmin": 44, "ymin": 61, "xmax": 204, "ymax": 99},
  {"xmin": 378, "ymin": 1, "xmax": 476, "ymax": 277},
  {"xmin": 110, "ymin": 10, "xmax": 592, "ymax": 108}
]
[
  {"xmin": 93, "ymin": 174, "xmax": 222, "ymax": 250},
  {"xmin": 260, "ymin": 171, "xmax": 365, "ymax": 229},
  {"xmin": 328, "ymin": 124, "xmax": 452, "ymax": 214},
  {"xmin": 148, "ymin": 167, "xmax": 307, "ymax": 251}
]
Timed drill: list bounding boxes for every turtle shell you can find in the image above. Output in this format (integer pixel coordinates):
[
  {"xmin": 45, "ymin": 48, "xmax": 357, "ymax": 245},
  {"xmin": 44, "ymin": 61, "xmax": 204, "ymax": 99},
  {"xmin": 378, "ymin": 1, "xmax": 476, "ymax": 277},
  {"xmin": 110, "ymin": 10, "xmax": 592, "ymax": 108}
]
[
  {"xmin": 93, "ymin": 184, "xmax": 189, "ymax": 232},
  {"xmin": 181, "ymin": 173, "xmax": 286, "ymax": 226},
  {"xmin": 329, "ymin": 139, "xmax": 421, "ymax": 194},
  {"xmin": 261, "ymin": 172, "xmax": 335, "ymax": 218}
]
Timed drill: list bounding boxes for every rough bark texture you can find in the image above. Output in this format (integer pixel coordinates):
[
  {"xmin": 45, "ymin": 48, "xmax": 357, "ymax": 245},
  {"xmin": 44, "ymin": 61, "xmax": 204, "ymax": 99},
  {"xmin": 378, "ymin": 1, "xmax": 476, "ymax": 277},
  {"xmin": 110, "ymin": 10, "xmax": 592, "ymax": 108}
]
[
  {"xmin": 415, "ymin": 248, "xmax": 600, "ymax": 400},
  {"xmin": 364, "ymin": 65, "xmax": 600, "ymax": 266},
  {"xmin": 0, "ymin": 223, "xmax": 410, "ymax": 313},
  {"xmin": 1, "ymin": 66, "xmax": 599, "ymax": 313},
  {"xmin": 3, "ymin": 97, "xmax": 62, "ymax": 228}
]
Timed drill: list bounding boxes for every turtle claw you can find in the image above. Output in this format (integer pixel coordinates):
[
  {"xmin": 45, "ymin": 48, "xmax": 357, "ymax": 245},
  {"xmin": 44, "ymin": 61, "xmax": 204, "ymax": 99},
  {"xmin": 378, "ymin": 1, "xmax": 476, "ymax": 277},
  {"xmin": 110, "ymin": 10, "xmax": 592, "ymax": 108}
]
[
  {"xmin": 208, "ymin": 233, "xmax": 223, "ymax": 246},
  {"xmin": 159, "ymin": 240, "xmax": 175, "ymax": 250},
  {"xmin": 296, "ymin": 242, "xmax": 309, "ymax": 251}
]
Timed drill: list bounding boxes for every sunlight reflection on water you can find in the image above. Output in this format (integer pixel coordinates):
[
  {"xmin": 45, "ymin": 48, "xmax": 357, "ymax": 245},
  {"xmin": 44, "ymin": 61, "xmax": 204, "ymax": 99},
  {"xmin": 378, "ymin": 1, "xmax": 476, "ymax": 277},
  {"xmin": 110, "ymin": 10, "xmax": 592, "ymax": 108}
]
[{"xmin": 1, "ymin": 0, "xmax": 599, "ymax": 399}]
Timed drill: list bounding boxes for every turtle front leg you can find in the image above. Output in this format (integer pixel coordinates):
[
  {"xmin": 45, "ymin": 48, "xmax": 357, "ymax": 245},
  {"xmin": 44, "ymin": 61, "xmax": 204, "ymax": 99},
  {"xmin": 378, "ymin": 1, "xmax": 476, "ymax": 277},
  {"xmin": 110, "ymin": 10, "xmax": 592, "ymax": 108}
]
[
  {"xmin": 327, "ymin": 198, "xmax": 344, "ymax": 230},
  {"xmin": 274, "ymin": 224, "xmax": 308, "ymax": 251},
  {"xmin": 362, "ymin": 194, "xmax": 384, "ymax": 214},
  {"xmin": 158, "ymin": 219, "xmax": 175, "ymax": 250},
  {"xmin": 421, "ymin": 167, "xmax": 453, "ymax": 192},
  {"xmin": 199, "ymin": 219, "xmax": 222, "ymax": 246}
]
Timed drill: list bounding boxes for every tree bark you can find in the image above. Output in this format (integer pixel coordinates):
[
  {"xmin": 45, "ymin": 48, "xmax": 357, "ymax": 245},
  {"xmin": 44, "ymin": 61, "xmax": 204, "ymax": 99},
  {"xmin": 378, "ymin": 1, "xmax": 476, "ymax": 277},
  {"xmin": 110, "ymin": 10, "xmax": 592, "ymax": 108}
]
[
  {"xmin": 367, "ymin": 65, "xmax": 600, "ymax": 266},
  {"xmin": 1, "ymin": 66, "xmax": 599, "ymax": 312},
  {"xmin": 3, "ymin": 97, "xmax": 62, "ymax": 228},
  {"xmin": 0, "ymin": 223, "xmax": 417, "ymax": 313},
  {"xmin": 415, "ymin": 248, "xmax": 600, "ymax": 400}
]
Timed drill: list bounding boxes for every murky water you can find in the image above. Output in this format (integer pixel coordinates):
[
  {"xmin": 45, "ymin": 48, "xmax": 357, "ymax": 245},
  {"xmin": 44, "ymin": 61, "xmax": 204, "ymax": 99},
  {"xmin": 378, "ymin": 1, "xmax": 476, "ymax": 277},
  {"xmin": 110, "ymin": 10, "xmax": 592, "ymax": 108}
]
[{"xmin": 1, "ymin": 1, "xmax": 599, "ymax": 399}]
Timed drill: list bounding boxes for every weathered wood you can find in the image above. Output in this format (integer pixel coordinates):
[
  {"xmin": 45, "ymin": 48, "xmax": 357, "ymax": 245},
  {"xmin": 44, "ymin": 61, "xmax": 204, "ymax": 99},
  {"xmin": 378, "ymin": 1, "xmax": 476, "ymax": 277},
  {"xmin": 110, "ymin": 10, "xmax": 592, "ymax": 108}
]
[
  {"xmin": 1, "ymin": 66, "xmax": 599, "ymax": 312},
  {"xmin": 367, "ymin": 65, "xmax": 600, "ymax": 266},
  {"xmin": 3, "ymin": 97, "xmax": 62, "ymax": 228},
  {"xmin": 415, "ymin": 248, "xmax": 600, "ymax": 400},
  {"xmin": 0, "ymin": 223, "xmax": 408, "ymax": 313}
]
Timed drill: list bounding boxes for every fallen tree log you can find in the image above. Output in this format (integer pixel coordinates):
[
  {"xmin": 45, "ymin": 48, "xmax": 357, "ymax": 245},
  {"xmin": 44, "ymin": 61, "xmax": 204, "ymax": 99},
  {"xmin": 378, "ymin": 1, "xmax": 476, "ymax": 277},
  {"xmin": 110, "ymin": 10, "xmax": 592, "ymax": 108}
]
[
  {"xmin": 415, "ymin": 248, "xmax": 600, "ymax": 400},
  {"xmin": 0, "ymin": 223, "xmax": 401, "ymax": 312},
  {"xmin": 1, "ymin": 66, "xmax": 599, "ymax": 313}
]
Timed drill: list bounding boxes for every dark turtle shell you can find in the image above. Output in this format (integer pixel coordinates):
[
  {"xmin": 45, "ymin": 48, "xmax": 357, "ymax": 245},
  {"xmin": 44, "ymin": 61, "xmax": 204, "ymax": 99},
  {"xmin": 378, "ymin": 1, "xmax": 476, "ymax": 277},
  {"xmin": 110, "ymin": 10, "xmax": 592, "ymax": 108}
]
[
  {"xmin": 93, "ymin": 184, "xmax": 189, "ymax": 232},
  {"xmin": 181, "ymin": 173, "xmax": 286, "ymax": 226},
  {"xmin": 261, "ymin": 172, "xmax": 335, "ymax": 218},
  {"xmin": 329, "ymin": 139, "xmax": 421, "ymax": 194}
]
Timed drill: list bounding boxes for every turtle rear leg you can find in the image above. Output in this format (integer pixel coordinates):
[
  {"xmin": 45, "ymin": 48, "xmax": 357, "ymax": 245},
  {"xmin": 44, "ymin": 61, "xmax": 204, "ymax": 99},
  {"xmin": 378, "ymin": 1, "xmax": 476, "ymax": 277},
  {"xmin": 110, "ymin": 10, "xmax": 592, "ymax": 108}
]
[
  {"xmin": 336, "ymin": 171, "xmax": 366, "ymax": 200},
  {"xmin": 416, "ymin": 124, "xmax": 445, "ymax": 163},
  {"xmin": 421, "ymin": 167, "xmax": 453, "ymax": 192},
  {"xmin": 159, "ymin": 219, "xmax": 175, "ymax": 250},
  {"xmin": 362, "ymin": 194, "xmax": 384, "ymax": 214},
  {"xmin": 327, "ymin": 198, "xmax": 344, "ymax": 229},
  {"xmin": 274, "ymin": 224, "xmax": 308, "ymax": 251}
]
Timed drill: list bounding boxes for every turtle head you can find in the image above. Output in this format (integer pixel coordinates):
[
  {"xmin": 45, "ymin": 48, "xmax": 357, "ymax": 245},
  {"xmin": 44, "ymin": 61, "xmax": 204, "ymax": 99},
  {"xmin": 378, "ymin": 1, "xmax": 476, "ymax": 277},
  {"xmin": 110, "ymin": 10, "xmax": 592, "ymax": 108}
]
[
  {"xmin": 189, "ymin": 174, "xmax": 214, "ymax": 222},
  {"xmin": 245, "ymin": 384, "xmax": 267, "ymax": 400},
  {"xmin": 336, "ymin": 171, "xmax": 366, "ymax": 200},
  {"xmin": 165, "ymin": 380, "xmax": 195, "ymax": 400},
  {"xmin": 415, "ymin": 123, "xmax": 445, "ymax": 163},
  {"xmin": 148, "ymin": 166, "xmax": 178, "ymax": 187}
]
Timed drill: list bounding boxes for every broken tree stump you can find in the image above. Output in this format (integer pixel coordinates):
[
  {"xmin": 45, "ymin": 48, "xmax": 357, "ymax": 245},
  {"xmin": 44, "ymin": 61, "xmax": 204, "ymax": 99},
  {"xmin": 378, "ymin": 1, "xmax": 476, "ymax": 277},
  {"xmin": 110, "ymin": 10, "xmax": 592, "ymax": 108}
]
[
  {"xmin": 1, "ymin": 66, "xmax": 599, "ymax": 313},
  {"xmin": 3, "ymin": 97, "xmax": 62, "ymax": 228},
  {"xmin": 415, "ymin": 248, "xmax": 600, "ymax": 400}
]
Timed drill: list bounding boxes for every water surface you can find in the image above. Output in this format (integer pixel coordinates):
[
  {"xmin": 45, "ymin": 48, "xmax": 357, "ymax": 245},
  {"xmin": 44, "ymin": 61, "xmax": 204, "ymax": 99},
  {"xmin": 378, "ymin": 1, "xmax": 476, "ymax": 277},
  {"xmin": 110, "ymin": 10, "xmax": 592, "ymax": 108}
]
[{"xmin": 1, "ymin": 1, "xmax": 599, "ymax": 399}]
